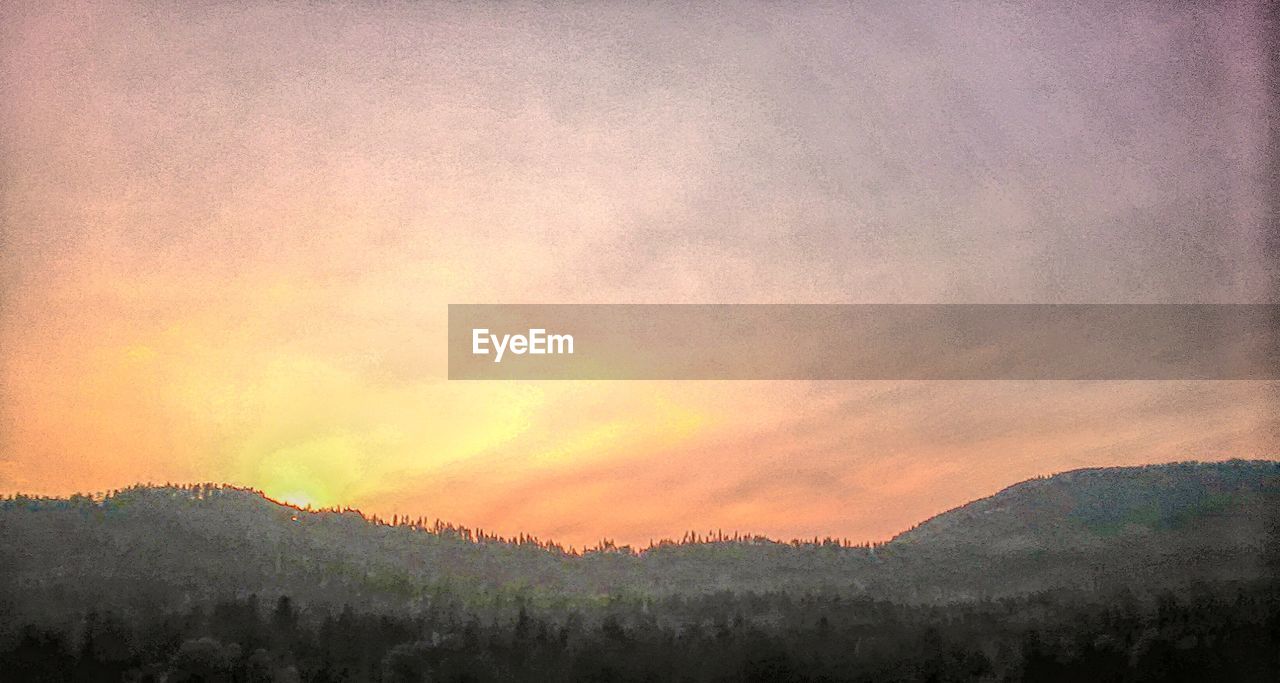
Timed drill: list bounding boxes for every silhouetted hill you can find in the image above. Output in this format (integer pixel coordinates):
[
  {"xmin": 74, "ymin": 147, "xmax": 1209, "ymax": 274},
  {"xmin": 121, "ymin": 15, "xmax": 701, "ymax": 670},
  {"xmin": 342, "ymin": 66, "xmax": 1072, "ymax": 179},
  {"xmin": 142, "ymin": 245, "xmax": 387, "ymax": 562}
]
[
  {"xmin": 2, "ymin": 460, "xmax": 1276, "ymax": 624},
  {"xmin": 878, "ymin": 460, "xmax": 1280, "ymax": 599}
]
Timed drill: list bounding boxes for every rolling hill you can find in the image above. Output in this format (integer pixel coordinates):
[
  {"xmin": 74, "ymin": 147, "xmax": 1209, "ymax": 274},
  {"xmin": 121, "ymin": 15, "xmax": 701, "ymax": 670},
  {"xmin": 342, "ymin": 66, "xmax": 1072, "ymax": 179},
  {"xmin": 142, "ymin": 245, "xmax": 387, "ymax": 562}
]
[{"xmin": 2, "ymin": 460, "xmax": 1276, "ymax": 623}]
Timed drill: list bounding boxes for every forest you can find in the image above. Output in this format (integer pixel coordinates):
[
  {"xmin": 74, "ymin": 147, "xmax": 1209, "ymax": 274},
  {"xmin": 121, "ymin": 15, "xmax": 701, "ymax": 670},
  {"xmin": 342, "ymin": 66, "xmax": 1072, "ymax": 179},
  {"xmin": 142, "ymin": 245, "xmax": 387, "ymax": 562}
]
[
  {"xmin": 3, "ymin": 583, "xmax": 1278, "ymax": 682},
  {"xmin": 2, "ymin": 461, "xmax": 1278, "ymax": 681}
]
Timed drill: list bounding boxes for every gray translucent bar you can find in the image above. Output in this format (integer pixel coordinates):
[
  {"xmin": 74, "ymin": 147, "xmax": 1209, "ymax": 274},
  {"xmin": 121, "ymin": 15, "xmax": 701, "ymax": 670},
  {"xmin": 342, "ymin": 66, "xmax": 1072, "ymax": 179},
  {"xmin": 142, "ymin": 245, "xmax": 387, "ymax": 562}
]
[{"xmin": 448, "ymin": 305, "xmax": 1279, "ymax": 380}]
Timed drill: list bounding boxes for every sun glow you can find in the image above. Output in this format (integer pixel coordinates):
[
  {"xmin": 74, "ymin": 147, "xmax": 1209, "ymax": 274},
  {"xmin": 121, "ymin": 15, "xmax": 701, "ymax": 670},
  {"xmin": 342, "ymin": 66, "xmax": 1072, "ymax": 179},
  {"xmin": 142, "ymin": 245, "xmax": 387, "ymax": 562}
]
[{"xmin": 274, "ymin": 491, "xmax": 317, "ymax": 510}]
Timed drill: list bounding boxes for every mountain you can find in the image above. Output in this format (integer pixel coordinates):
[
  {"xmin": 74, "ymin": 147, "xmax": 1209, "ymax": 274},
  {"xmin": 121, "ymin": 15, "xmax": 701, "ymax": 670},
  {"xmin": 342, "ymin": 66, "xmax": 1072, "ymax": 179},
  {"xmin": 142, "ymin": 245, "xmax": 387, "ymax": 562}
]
[
  {"xmin": 877, "ymin": 460, "xmax": 1280, "ymax": 599},
  {"xmin": 2, "ymin": 460, "xmax": 1276, "ymax": 624}
]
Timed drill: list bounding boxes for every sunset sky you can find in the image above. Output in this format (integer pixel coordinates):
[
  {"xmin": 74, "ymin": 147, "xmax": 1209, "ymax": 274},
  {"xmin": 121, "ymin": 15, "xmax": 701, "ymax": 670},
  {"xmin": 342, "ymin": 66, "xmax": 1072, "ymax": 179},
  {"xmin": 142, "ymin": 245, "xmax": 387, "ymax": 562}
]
[{"xmin": 1, "ymin": 1, "xmax": 1276, "ymax": 547}]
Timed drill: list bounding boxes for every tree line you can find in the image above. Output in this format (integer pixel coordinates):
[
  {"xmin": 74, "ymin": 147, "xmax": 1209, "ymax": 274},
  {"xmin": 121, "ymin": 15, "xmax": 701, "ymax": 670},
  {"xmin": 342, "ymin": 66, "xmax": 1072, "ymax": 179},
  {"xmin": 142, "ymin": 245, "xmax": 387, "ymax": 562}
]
[{"xmin": 3, "ymin": 582, "xmax": 1277, "ymax": 682}]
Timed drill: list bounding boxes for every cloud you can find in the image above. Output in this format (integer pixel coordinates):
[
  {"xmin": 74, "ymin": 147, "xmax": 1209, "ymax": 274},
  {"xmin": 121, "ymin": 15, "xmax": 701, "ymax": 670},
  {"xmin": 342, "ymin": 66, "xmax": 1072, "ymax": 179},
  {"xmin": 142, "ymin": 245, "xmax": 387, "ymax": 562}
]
[{"xmin": 1, "ymin": 1, "xmax": 1275, "ymax": 545}]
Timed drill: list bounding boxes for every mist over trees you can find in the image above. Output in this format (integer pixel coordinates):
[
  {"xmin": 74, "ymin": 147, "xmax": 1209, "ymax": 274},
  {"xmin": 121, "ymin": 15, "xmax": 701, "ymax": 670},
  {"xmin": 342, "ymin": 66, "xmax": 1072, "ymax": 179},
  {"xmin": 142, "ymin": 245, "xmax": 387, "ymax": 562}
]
[
  {"xmin": 1, "ymin": 460, "xmax": 1277, "ymax": 681},
  {"xmin": 4, "ymin": 584, "xmax": 1278, "ymax": 681}
]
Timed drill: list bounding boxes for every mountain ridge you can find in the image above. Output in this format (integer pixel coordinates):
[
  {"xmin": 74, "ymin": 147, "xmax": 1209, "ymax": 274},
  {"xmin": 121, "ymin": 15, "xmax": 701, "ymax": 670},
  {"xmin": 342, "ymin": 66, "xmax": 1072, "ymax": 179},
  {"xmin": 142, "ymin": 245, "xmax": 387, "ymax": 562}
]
[
  {"xmin": 12, "ymin": 458, "xmax": 1276, "ymax": 552},
  {"xmin": 894, "ymin": 459, "xmax": 1279, "ymax": 538},
  {"xmin": 3, "ymin": 459, "xmax": 1277, "ymax": 622}
]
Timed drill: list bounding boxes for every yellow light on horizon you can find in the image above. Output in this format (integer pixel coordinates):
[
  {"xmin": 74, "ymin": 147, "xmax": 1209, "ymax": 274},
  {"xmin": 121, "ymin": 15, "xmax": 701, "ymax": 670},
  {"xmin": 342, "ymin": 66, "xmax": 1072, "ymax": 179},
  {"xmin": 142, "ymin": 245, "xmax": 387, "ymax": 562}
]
[{"xmin": 274, "ymin": 491, "xmax": 317, "ymax": 510}]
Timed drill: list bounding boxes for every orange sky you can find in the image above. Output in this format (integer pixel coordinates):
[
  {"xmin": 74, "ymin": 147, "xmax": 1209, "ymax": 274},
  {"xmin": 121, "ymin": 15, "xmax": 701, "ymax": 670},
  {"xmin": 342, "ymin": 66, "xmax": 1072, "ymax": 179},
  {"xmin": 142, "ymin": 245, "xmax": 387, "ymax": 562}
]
[{"xmin": 1, "ymin": 1, "xmax": 1276, "ymax": 547}]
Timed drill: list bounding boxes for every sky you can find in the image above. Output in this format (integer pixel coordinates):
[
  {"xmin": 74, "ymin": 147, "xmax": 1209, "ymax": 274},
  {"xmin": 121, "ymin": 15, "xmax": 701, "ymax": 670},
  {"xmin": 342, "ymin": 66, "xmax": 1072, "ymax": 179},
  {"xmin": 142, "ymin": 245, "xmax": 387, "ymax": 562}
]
[{"xmin": 1, "ymin": 1, "xmax": 1276, "ymax": 547}]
